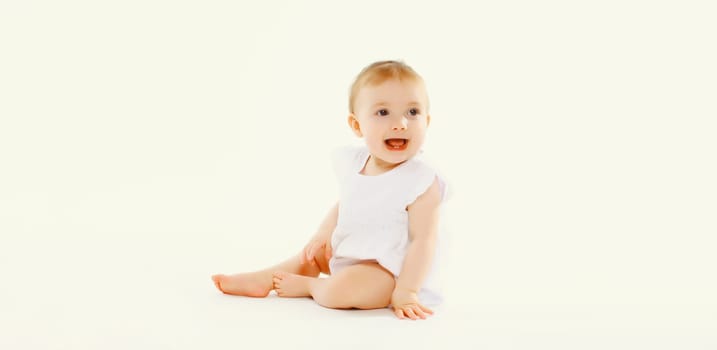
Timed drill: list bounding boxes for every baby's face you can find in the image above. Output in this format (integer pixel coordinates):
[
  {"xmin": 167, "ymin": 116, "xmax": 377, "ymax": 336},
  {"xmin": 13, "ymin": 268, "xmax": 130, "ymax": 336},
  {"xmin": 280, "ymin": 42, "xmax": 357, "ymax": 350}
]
[{"xmin": 350, "ymin": 79, "xmax": 430, "ymax": 167}]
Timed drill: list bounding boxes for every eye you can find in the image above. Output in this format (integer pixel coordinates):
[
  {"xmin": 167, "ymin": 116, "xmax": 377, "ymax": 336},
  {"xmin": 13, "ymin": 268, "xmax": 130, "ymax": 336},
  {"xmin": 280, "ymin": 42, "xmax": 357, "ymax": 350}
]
[
  {"xmin": 408, "ymin": 108, "xmax": 420, "ymax": 116},
  {"xmin": 376, "ymin": 109, "xmax": 389, "ymax": 117}
]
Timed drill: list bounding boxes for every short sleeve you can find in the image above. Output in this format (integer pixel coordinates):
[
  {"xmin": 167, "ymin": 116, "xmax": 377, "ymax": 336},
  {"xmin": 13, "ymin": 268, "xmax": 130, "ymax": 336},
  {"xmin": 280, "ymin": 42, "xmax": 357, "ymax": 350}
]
[{"xmin": 404, "ymin": 161, "xmax": 450, "ymax": 207}]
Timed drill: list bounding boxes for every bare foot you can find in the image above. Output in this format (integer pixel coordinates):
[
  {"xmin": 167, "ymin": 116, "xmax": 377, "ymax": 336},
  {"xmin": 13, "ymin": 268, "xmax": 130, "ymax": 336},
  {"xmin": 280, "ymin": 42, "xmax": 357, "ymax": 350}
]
[
  {"xmin": 272, "ymin": 271, "xmax": 315, "ymax": 298},
  {"xmin": 211, "ymin": 272, "xmax": 273, "ymax": 297}
]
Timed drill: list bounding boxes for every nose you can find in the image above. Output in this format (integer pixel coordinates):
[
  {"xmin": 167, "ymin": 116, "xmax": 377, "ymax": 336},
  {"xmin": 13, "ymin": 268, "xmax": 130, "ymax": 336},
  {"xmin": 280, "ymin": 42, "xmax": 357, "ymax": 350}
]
[{"xmin": 391, "ymin": 116, "xmax": 408, "ymax": 131}]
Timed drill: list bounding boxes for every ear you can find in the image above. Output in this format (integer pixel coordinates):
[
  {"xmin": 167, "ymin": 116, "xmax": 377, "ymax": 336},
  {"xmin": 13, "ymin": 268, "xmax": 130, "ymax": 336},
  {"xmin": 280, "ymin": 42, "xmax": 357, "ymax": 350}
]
[
  {"xmin": 426, "ymin": 114, "xmax": 431, "ymax": 128},
  {"xmin": 348, "ymin": 114, "xmax": 363, "ymax": 137}
]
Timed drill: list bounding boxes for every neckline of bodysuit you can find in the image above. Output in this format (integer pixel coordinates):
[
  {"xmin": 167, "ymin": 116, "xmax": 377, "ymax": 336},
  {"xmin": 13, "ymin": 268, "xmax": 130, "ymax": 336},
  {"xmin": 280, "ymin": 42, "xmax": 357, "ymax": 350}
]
[{"xmin": 354, "ymin": 148, "xmax": 412, "ymax": 178}]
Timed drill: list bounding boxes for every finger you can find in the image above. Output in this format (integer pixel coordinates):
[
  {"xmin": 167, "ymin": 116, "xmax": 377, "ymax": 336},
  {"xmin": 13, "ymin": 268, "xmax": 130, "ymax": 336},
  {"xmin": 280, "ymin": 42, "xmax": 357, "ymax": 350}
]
[
  {"xmin": 307, "ymin": 243, "xmax": 320, "ymax": 264},
  {"xmin": 304, "ymin": 244, "xmax": 315, "ymax": 265},
  {"xmin": 313, "ymin": 246, "xmax": 323, "ymax": 265},
  {"xmin": 419, "ymin": 304, "xmax": 434, "ymax": 315},
  {"xmin": 413, "ymin": 307, "xmax": 428, "ymax": 319},
  {"xmin": 393, "ymin": 307, "xmax": 405, "ymax": 319},
  {"xmin": 404, "ymin": 308, "xmax": 419, "ymax": 320},
  {"xmin": 301, "ymin": 243, "xmax": 314, "ymax": 265},
  {"xmin": 325, "ymin": 241, "xmax": 333, "ymax": 261}
]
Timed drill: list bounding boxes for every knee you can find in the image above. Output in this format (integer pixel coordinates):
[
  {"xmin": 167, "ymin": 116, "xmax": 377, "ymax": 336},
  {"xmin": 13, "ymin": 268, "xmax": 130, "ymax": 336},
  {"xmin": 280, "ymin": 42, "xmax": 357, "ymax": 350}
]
[{"xmin": 313, "ymin": 278, "xmax": 354, "ymax": 309}]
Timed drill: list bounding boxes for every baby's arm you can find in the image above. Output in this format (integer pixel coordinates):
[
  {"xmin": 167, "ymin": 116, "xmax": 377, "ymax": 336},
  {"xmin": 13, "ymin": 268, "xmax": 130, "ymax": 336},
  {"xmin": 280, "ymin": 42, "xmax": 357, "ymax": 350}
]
[
  {"xmin": 392, "ymin": 177, "xmax": 442, "ymax": 319},
  {"xmin": 301, "ymin": 201, "xmax": 339, "ymax": 265}
]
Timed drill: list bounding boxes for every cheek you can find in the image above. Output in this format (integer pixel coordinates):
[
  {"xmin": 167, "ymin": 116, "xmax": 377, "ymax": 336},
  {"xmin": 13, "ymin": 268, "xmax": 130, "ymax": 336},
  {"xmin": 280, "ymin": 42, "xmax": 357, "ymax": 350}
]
[
  {"xmin": 361, "ymin": 124, "xmax": 383, "ymax": 138},
  {"xmin": 367, "ymin": 134, "xmax": 384, "ymax": 144}
]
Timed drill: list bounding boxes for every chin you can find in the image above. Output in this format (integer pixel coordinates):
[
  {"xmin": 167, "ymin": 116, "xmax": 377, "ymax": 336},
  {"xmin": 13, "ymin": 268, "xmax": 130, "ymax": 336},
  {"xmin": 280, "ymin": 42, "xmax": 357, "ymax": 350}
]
[{"xmin": 382, "ymin": 150, "xmax": 416, "ymax": 164}]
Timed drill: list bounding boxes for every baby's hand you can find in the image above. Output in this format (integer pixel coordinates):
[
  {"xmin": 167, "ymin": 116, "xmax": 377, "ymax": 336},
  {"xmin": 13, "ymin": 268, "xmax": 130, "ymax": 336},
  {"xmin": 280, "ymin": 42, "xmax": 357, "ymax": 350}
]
[
  {"xmin": 390, "ymin": 287, "xmax": 434, "ymax": 320},
  {"xmin": 300, "ymin": 236, "xmax": 332, "ymax": 266}
]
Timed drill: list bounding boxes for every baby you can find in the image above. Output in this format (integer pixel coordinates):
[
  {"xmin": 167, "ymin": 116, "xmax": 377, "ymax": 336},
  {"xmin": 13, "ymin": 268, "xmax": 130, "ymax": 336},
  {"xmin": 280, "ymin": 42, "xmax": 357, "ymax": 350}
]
[{"xmin": 212, "ymin": 60, "xmax": 448, "ymax": 320}]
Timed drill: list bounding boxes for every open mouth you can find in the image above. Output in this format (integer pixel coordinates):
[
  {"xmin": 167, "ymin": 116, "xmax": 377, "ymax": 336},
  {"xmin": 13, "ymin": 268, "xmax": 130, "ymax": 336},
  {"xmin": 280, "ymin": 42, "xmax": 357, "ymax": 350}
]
[{"xmin": 384, "ymin": 138, "xmax": 409, "ymax": 151}]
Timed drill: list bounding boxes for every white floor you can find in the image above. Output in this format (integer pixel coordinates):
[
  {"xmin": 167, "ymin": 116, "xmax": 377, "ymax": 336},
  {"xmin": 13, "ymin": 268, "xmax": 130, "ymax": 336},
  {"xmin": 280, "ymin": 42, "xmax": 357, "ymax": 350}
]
[{"xmin": 1, "ymin": 237, "xmax": 715, "ymax": 350}]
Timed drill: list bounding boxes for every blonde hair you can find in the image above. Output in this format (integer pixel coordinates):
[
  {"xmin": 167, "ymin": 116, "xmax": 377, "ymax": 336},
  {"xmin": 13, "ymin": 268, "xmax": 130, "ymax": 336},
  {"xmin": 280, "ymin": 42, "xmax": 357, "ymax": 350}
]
[{"xmin": 349, "ymin": 60, "xmax": 426, "ymax": 113}]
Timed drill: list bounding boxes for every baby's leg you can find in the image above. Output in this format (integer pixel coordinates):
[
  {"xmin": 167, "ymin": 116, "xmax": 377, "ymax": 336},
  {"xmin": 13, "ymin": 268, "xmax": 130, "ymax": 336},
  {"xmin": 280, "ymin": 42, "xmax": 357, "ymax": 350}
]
[
  {"xmin": 212, "ymin": 247, "xmax": 331, "ymax": 297},
  {"xmin": 273, "ymin": 261, "xmax": 395, "ymax": 309}
]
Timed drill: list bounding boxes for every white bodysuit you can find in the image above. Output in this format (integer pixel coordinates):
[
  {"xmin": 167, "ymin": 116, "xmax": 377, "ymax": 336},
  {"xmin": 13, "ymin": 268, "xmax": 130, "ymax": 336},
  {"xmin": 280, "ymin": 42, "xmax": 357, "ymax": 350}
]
[{"xmin": 328, "ymin": 145, "xmax": 448, "ymax": 306}]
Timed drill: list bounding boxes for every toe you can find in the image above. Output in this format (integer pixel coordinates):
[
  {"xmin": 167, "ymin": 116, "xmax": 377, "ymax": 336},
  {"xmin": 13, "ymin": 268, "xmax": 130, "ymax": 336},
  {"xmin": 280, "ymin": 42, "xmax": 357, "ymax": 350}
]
[{"xmin": 211, "ymin": 276, "xmax": 224, "ymax": 291}]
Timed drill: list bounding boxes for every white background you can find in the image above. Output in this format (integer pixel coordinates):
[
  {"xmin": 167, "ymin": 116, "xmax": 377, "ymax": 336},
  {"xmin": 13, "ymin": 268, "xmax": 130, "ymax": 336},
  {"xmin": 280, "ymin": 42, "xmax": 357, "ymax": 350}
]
[{"xmin": 1, "ymin": 1, "xmax": 715, "ymax": 349}]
